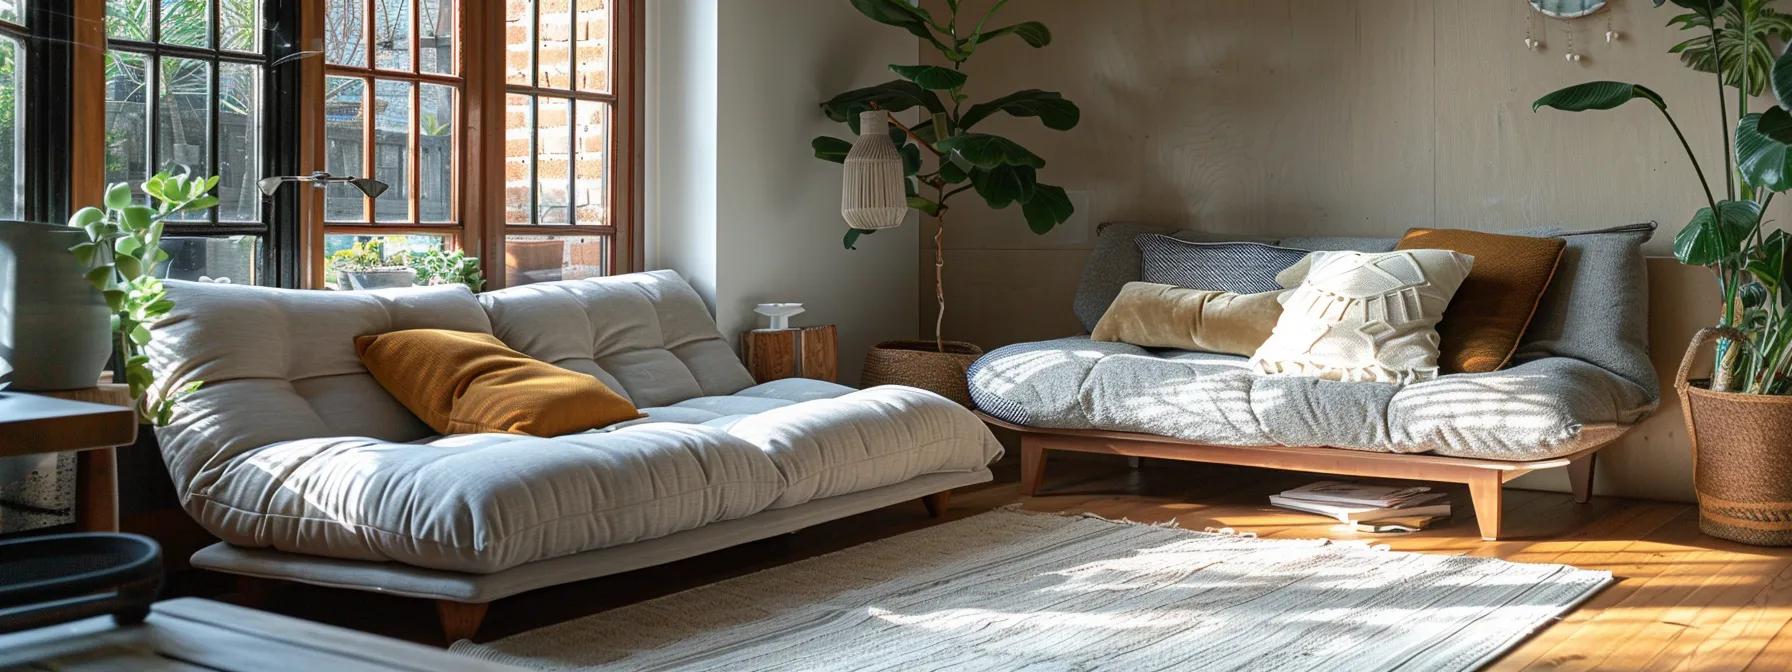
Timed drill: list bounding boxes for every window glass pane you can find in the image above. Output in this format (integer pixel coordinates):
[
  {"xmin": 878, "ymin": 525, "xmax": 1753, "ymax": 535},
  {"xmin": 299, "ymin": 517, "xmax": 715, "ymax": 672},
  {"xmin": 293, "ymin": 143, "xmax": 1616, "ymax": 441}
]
[
  {"xmin": 325, "ymin": 0, "xmax": 366, "ymax": 67},
  {"xmin": 505, "ymin": 0, "xmax": 532, "ymax": 86},
  {"xmin": 104, "ymin": 51, "xmax": 151, "ymax": 197},
  {"xmin": 159, "ymin": 56, "xmax": 211, "ymax": 221},
  {"xmin": 0, "ymin": 37, "xmax": 17, "ymax": 221},
  {"xmin": 576, "ymin": 0, "xmax": 609, "ymax": 93},
  {"xmin": 373, "ymin": 79, "xmax": 412, "ymax": 222},
  {"xmin": 107, "ymin": 0, "xmax": 151, "ymax": 41},
  {"xmin": 505, "ymin": 235, "xmax": 607, "ymax": 286},
  {"xmin": 220, "ymin": 0, "xmax": 259, "ymax": 52},
  {"xmin": 159, "ymin": 235, "xmax": 262, "ymax": 284},
  {"xmin": 419, "ymin": 0, "xmax": 453, "ymax": 75},
  {"xmin": 324, "ymin": 76, "xmax": 366, "ymax": 221},
  {"xmin": 323, "ymin": 233, "xmax": 447, "ymax": 289},
  {"xmin": 218, "ymin": 62, "xmax": 261, "ymax": 223},
  {"xmin": 420, "ymin": 84, "xmax": 453, "ymax": 222},
  {"xmin": 535, "ymin": 96, "xmax": 568, "ymax": 224},
  {"xmin": 374, "ymin": 0, "xmax": 412, "ymax": 71},
  {"xmin": 0, "ymin": 0, "xmax": 21, "ymax": 25},
  {"xmin": 159, "ymin": 0, "xmax": 209, "ymax": 48},
  {"xmin": 573, "ymin": 100, "xmax": 606, "ymax": 224},
  {"xmin": 504, "ymin": 93, "xmax": 532, "ymax": 224},
  {"xmin": 536, "ymin": 0, "xmax": 569, "ymax": 89}
]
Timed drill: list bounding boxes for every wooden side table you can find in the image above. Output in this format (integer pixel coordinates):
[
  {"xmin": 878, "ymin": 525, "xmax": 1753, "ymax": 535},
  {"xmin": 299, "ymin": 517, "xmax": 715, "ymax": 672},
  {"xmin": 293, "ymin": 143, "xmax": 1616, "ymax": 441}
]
[
  {"xmin": 0, "ymin": 386, "xmax": 137, "ymax": 531},
  {"xmin": 741, "ymin": 325, "xmax": 838, "ymax": 383}
]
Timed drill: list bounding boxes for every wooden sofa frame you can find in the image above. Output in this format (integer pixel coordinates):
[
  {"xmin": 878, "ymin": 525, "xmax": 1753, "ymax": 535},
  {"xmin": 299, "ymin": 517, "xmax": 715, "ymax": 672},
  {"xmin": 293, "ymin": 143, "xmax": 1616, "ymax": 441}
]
[{"xmin": 979, "ymin": 413, "xmax": 1623, "ymax": 540}]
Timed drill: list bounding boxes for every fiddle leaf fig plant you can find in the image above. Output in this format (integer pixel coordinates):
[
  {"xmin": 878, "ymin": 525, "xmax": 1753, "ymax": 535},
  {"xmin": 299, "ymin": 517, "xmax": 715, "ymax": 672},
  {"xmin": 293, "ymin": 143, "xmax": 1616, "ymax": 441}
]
[
  {"xmin": 814, "ymin": 0, "xmax": 1079, "ymax": 348},
  {"xmin": 1535, "ymin": 0, "xmax": 1792, "ymax": 395},
  {"xmin": 66, "ymin": 170, "xmax": 218, "ymax": 425}
]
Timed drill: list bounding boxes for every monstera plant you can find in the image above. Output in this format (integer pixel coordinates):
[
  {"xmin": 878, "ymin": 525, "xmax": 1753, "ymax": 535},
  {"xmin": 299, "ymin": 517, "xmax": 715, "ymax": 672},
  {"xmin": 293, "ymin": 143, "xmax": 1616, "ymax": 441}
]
[
  {"xmin": 812, "ymin": 0, "xmax": 1079, "ymax": 354},
  {"xmin": 1535, "ymin": 0, "xmax": 1792, "ymax": 547}
]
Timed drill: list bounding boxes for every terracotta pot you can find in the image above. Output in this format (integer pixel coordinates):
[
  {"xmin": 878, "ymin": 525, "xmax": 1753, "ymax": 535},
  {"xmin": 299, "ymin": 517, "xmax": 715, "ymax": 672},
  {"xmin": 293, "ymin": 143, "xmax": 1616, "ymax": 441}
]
[
  {"xmin": 1678, "ymin": 327, "xmax": 1792, "ymax": 546},
  {"xmin": 861, "ymin": 340, "xmax": 984, "ymax": 407}
]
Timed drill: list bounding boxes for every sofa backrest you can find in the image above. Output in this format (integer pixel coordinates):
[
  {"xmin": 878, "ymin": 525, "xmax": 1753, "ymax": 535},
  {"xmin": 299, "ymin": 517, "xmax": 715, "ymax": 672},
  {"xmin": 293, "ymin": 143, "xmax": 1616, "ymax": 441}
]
[
  {"xmin": 478, "ymin": 270, "xmax": 755, "ymax": 408},
  {"xmin": 149, "ymin": 281, "xmax": 493, "ymax": 493},
  {"xmin": 149, "ymin": 269, "xmax": 754, "ymax": 497},
  {"xmin": 1070, "ymin": 221, "xmax": 1658, "ymax": 398}
]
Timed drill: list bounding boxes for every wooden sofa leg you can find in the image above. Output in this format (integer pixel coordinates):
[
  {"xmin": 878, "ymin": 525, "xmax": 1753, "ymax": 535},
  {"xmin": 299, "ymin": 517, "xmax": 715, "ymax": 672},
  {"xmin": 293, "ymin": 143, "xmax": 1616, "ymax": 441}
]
[
  {"xmin": 922, "ymin": 491, "xmax": 951, "ymax": 518},
  {"xmin": 1567, "ymin": 453, "xmax": 1597, "ymax": 504},
  {"xmin": 1469, "ymin": 474, "xmax": 1504, "ymax": 541},
  {"xmin": 1020, "ymin": 441, "xmax": 1047, "ymax": 496},
  {"xmin": 436, "ymin": 600, "xmax": 489, "ymax": 644}
]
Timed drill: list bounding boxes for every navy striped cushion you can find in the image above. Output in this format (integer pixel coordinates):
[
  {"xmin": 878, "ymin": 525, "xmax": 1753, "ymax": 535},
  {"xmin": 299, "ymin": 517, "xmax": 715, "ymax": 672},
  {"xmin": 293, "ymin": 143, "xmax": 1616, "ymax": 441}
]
[{"xmin": 1136, "ymin": 235, "xmax": 1309, "ymax": 294}]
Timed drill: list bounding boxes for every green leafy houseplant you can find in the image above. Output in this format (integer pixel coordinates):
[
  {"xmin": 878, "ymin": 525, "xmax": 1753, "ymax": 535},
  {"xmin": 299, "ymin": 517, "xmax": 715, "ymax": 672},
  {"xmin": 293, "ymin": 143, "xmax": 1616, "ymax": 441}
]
[
  {"xmin": 1535, "ymin": 0, "xmax": 1792, "ymax": 396},
  {"xmin": 813, "ymin": 0, "xmax": 1079, "ymax": 349},
  {"xmin": 66, "ymin": 171, "xmax": 218, "ymax": 425},
  {"xmin": 409, "ymin": 247, "xmax": 486, "ymax": 291}
]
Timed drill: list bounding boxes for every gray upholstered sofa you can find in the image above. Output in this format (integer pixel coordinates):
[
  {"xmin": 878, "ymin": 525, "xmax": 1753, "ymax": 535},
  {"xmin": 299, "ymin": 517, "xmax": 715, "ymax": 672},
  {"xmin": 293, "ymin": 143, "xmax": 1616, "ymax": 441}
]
[
  {"xmin": 145, "ymin": 270, "xmax": 1002, "ymax": 641},
  {"xmin": 969, "ymin": 223, "xmax": 1660, "ymax": 539}
]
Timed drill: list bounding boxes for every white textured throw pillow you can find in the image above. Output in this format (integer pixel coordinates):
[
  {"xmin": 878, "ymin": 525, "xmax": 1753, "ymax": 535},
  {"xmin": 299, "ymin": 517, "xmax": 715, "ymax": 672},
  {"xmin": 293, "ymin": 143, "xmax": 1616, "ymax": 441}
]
[{"xmin": 1250, "ymin": 249, "xmax": 1475, "ymax": 383}]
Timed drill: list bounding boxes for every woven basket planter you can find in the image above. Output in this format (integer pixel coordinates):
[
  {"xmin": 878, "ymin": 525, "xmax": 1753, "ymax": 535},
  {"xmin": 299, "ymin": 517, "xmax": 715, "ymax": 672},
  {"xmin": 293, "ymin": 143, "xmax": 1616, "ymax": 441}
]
[
  {"xmin": 1678, "ymin": 328, "xmax": 1792, "ymax": 546},
  {"xmin": 862, "ymin": 340, "xmax": 984, "ymax": 408}
]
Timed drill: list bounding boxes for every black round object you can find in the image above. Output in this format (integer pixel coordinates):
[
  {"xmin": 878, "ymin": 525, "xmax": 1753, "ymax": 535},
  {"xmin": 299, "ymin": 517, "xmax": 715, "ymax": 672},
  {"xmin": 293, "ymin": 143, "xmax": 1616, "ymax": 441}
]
[{"xmin": 0, "ymin": 532, "xmax": 163, "ymax": 633}]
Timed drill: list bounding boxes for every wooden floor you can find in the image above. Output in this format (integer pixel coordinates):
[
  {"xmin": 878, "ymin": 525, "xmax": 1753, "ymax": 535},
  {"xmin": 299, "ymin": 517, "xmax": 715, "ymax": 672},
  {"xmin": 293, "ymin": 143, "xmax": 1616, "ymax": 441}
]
[{"xmin": 214, "ymin": 452, "xmax": 1792, "ymax": 671}]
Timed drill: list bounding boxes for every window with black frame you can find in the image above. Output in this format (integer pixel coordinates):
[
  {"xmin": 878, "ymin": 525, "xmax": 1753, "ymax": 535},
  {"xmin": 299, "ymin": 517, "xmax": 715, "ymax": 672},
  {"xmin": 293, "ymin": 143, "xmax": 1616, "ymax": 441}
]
[
  {"xmin": 0, "ymin": 3, "xmax": 26, "ymax": 221},
  {"xmin": 103, "ymin": 0, "xmax": 273, "ymax": 285}
]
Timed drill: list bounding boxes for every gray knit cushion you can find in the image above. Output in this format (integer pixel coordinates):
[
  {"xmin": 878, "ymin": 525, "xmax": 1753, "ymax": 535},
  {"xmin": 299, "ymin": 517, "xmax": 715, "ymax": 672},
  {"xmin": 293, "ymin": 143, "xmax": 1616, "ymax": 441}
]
[
  {"xmin": 1136, "ymin": 236, "xmax": 1309, "ymax": 294},
  {"xmin": 1072, "ymin": 223, "xmax": 1277, "ymax": 333},
  {"xmin": 1513, "ymin": 223, "xmax": 1659, "ymax": 397}
]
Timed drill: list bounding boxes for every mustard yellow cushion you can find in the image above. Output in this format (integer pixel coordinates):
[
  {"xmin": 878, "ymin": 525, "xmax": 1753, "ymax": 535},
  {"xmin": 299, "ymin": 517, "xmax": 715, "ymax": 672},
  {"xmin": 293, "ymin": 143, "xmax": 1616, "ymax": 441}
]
[
  {"xmin": 354, "ymin": 329, "xmax": 642, "ymax": 435},
  {"xmin": 1395, "ymin": 228, "xmax": 1566, "ymax": 374},
  {"xmin": 1091, "ymin": 282, "xmax": 1284, "ymax": 356}
]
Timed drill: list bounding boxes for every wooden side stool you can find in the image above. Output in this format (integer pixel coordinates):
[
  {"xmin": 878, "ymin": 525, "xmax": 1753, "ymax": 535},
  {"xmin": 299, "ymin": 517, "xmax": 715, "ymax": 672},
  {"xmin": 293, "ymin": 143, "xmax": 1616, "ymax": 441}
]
[{"xmin": 741, "ymin": 325, "xmax": 838, "ymax": 383}]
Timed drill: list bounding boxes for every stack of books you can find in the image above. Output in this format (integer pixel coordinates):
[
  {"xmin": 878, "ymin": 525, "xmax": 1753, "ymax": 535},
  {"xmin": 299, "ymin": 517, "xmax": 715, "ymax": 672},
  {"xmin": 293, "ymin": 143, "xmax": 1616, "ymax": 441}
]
[{"xmin": 1269, "ymin": 481, "xmax": 1451, "ymax": 532}]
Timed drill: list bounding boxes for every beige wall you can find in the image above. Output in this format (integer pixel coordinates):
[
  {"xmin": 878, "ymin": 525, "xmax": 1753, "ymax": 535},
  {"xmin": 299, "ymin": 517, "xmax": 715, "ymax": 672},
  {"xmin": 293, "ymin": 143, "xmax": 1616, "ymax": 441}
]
[
  {"xmin": 647, "ymin": 0, "xmax": 920, "ymax": 385},
  {"xmin": 919, "ymin": 0, "xmax": 1760, "ymax": 501}
]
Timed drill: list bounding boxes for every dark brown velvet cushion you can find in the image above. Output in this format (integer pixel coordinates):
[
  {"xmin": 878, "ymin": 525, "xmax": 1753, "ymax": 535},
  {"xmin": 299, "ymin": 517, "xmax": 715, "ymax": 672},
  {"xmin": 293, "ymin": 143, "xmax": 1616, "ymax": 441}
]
[{"xmin": 1395, "ymin": 228, "xmax": 1566, "ymax": 374}]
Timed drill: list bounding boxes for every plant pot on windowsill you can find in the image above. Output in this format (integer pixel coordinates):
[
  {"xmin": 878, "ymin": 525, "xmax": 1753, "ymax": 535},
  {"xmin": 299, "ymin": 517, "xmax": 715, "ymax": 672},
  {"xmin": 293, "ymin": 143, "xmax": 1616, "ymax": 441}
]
[
  {"xmin": 336, "ymin": 267, "xmax": 417, "ymax": 290},
  {"xmin": 0, "ymin": 221, "xmax": 112, "ymax": 391},
  {"xmin": 861, "ymin": 340, "xmax": 984, "ymax": 408},
  {"xmin": 1678, "ymin": 328, "xmax": 1792, "ymax": 546}
]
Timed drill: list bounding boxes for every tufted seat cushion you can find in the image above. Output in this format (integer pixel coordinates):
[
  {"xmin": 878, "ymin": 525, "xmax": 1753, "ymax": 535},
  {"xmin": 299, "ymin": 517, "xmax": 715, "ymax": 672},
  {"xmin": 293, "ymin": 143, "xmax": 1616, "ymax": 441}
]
[{"xmin": 149, "ymin": 272, "xmax": 1002, "ymax": 574}]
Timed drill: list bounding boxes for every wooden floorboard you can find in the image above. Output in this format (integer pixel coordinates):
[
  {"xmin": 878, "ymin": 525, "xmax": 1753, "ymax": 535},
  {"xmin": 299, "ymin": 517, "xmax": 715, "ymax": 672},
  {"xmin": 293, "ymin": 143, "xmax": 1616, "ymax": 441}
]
[{"xmin": 192, "ymin": 454, "xmax": 1792, "ymax": 669}]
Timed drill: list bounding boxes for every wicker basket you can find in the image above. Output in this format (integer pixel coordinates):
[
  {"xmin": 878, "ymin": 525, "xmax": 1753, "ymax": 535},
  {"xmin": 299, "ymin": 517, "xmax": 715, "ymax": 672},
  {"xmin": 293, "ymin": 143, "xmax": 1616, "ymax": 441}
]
[
  {"xmin": 1677, "ymin": 327, "xmax": 1792, "ymax": 546},
  {"xmin": 862, "ymin": 340, "xmax": 984, "ymax": 408}
]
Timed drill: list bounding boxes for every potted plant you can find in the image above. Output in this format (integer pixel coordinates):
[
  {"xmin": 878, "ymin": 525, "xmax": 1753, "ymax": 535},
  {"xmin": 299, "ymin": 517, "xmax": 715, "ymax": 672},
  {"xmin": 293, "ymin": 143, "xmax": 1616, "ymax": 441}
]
[
  {"xmin": 1535, "ymin": 0, "xmax": 1792, "ymax": 545},
  {"xmin": 329, "ymin": 238, "xmax": 417, "ymax": 290},
  {"xmin": 813, "ymin": 0, "xmax": 1079, "ymax": 405},
  {"xmin": 0, "ymin": 222, "xmax": 112, "ymax": 391},
  {"xmin": 408, "ymin": 247, "xmax": 486, "ymax": 291},
  {"xmin": 64, "ymin": 171, "xmax": 215, "ymax": 425}
]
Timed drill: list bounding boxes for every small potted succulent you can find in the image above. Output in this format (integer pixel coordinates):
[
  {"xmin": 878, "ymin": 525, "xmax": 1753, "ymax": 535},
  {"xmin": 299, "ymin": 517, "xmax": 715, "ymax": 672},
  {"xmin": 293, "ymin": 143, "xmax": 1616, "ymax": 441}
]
[{"xmin": 329, "ymin": 239, "xmax": 416, "ymax": 290}]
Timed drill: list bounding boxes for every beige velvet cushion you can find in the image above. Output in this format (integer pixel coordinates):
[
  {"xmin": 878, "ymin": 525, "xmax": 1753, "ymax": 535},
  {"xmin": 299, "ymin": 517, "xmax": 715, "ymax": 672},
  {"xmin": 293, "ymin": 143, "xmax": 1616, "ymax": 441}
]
[
  {"xmin": 1091, "ymin": 282, "xmax": 1283, "ymax": 356},
  {"xmin": 1251, "ymin": 249, "xmax": 1475, "ymax": 383}
]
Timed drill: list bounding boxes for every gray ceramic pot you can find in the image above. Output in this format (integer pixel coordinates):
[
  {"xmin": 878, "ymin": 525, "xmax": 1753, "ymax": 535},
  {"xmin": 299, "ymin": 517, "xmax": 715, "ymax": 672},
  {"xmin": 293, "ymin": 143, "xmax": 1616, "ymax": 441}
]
[
  {"xmin": 338, "ymin": 268, "xmax": 417, "ymax": 290},
  {"xmin": 0, "ymin": 222, "xmax": 113, "ymax": 391}
]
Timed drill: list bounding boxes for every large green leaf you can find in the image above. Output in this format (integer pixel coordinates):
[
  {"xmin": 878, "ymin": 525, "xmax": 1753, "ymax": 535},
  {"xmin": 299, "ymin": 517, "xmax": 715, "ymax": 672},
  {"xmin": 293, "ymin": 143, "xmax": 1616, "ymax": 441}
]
[
  {"xmin": 820, "ymin": 81, "xmax": 946, "ymax": 131},
  {"xmin": 1020, "ymin": 184, "xmax": 1073, "ymax": 234},
  {"xmin": 1773, "ymin": 33, "xmax": 1792, "ymax": 109},
  {"xmin": 844, "ymin": 227, "xmax": 876, "ymax": 250},
  {"xmin": 935, "ymin": 133, "xmax": 1046, "ymax": 169},
  {"xmin": 960, "ymin": 90, "xmax": 1080, "ymax": 131},
  {"xmin": 1736, "ymin": 110, "xmax": 1792, "ymax": 191},
  {"xmin": 848, "ymin": 0, "xmax": 941, "ymax": 46},
  {"xmin": 970, "ymin": 165, "xmax": 1037, "ymax": 209},
  {"xmin": 1747, "ymin": 228, "xmax": 1790, "ymax": 292},
  {"xmin": 1675, "ymin": 199, "xmax": 1761, "ymax": 266},
  {"xmin": 890, "ymin": 64, "xmax": 967, "ymax": 90},
  {"xmin": 812, "ymin": 136, "xmax": 851, "ymax": 163},
  {"xmin": 1671, "ymin": 0, "xmax": 1792, "ymax": 98},
  {"xmin": 1531, "ymin": 81, "xmax": 1667, "ymax": 112},
  {"xmin": 1655, "ymin": 0, "xmax": 1724, "ymax": 21},
  {"xmin": 971, "ymin": 21, "xmax": 1051, "ymax": 48},
  {"xmin": 900, "ymin": 143, "xmax": 922, "ymax": 176}
]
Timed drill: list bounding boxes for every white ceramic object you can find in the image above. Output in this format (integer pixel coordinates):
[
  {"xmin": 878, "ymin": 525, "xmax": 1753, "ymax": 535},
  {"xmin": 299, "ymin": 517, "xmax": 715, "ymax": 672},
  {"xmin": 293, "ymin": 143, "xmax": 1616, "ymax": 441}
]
[{"xmin": 755, "ymin": 303, "xmax": 805, "ymax": 330}]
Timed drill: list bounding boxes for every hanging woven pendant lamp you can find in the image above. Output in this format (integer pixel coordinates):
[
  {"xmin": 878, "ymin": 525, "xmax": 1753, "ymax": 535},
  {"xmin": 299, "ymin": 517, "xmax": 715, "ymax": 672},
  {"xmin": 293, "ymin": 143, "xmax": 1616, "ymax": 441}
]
[{"xmin": 841, "ymin": 111, "xmax": 909, "ymax": 230}]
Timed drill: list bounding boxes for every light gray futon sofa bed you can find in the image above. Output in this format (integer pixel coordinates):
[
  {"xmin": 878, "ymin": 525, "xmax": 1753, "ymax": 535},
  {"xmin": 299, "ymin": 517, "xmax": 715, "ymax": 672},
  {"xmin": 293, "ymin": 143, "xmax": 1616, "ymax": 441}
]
[
  {"xmin": 968, "ymin": 223, "xmax": 1661, "ymax": 540},
  {"xmin": 146, "ymin": 270, "xmax": 1003, "ymax": 641}
]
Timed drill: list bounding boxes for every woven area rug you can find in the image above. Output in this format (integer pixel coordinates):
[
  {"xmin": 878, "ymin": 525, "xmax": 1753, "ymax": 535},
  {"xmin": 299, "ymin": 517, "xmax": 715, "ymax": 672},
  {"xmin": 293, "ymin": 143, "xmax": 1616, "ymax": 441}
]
[{"xmin": 452, "ymin": 508, "xmax": 1610, "ymax": 671}]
